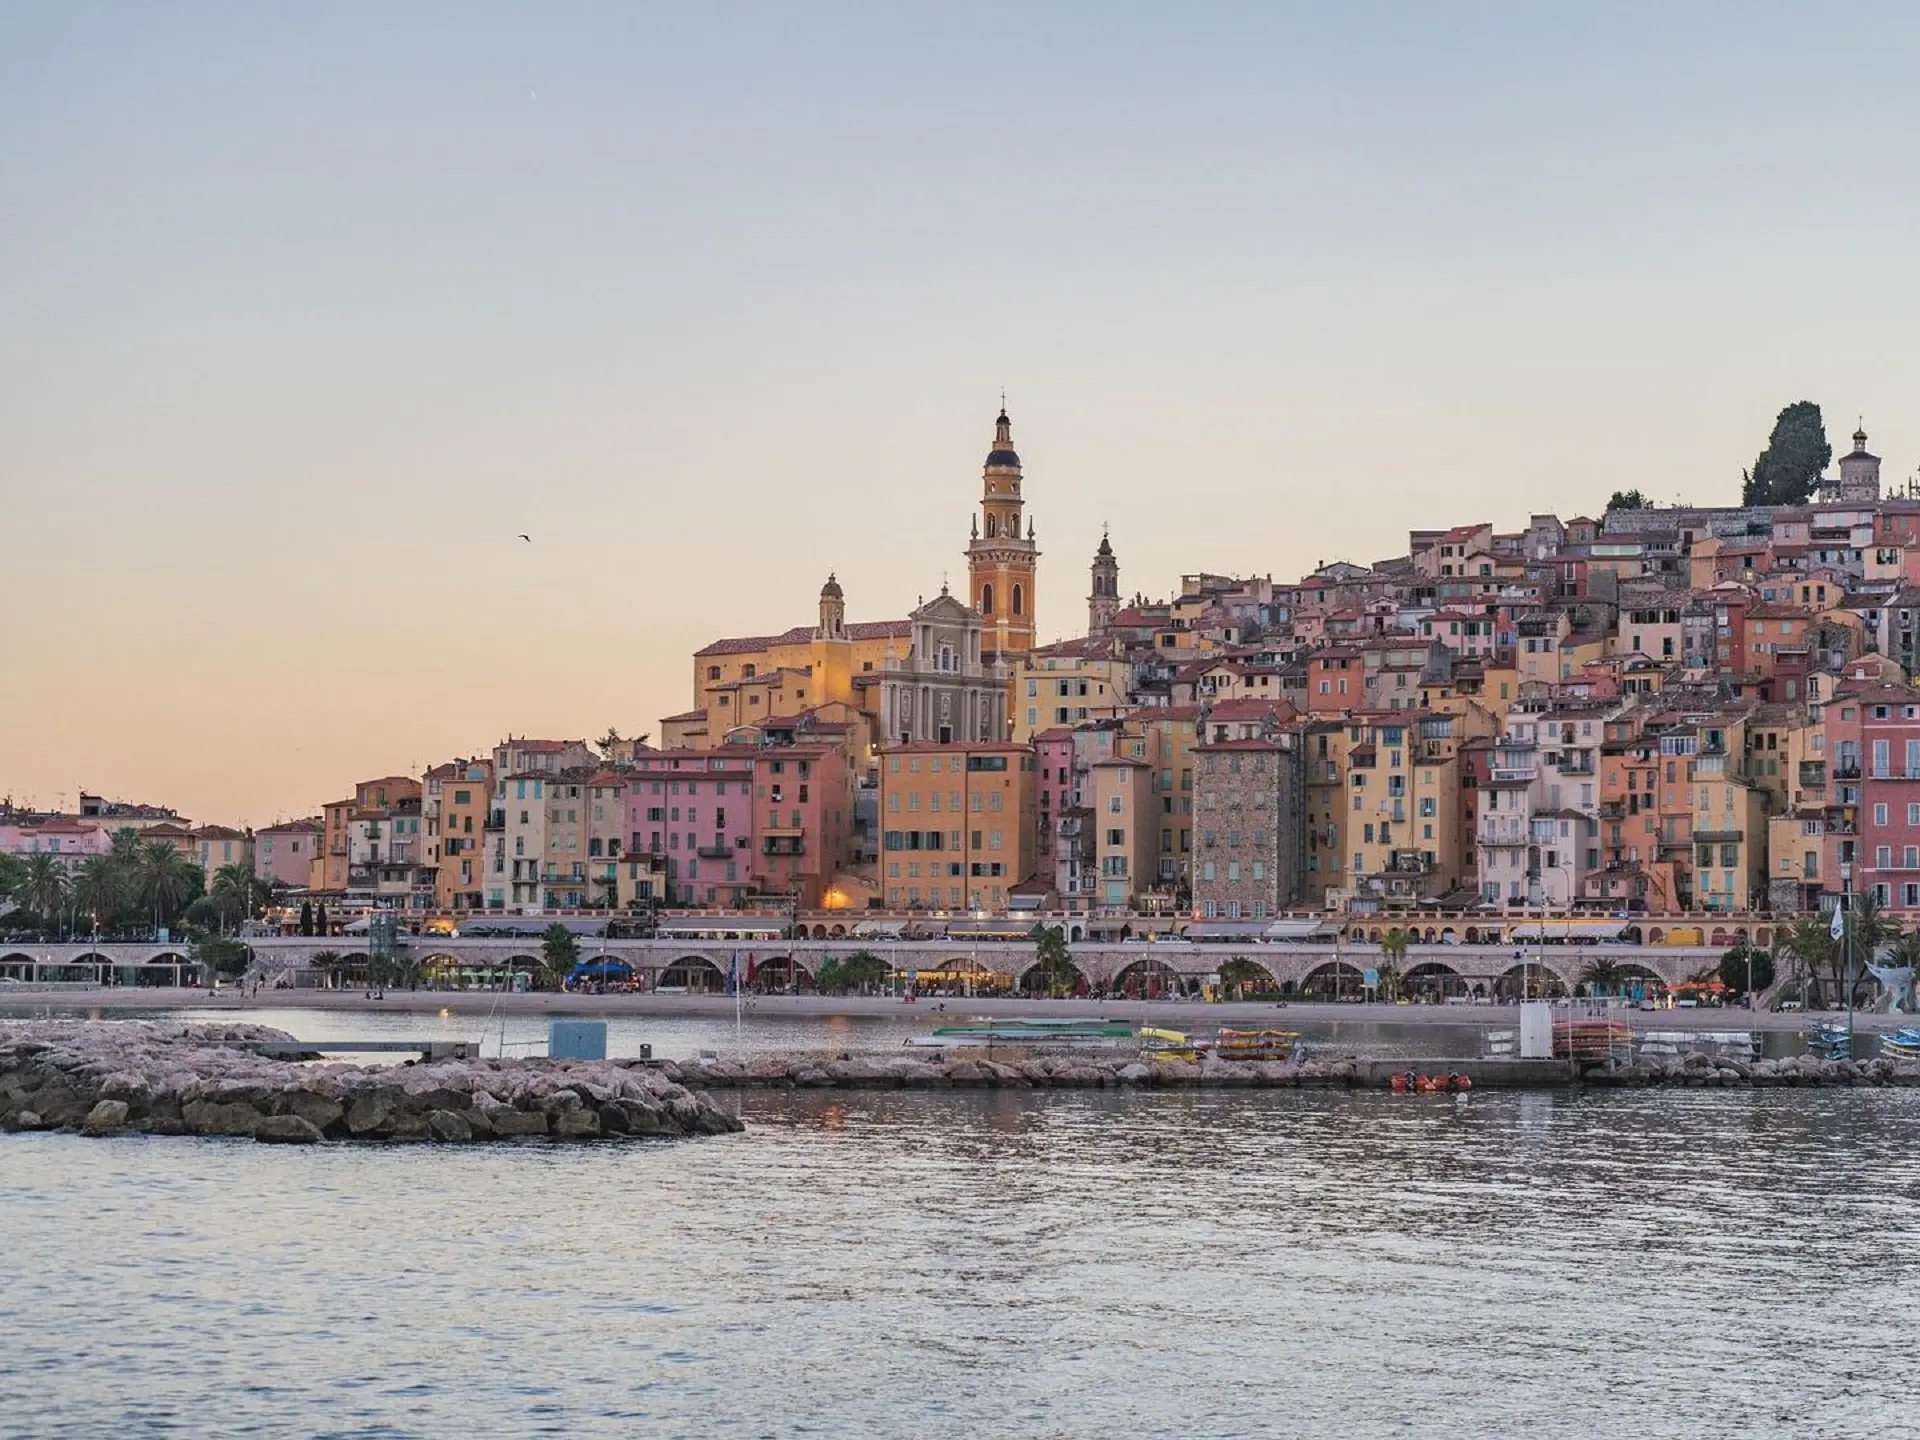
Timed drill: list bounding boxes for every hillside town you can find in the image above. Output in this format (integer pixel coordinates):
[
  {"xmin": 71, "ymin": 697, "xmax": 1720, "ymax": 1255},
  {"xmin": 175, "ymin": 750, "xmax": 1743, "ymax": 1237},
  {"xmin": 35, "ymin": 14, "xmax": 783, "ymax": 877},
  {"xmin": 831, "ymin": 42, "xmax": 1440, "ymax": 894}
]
[{"xmin": 10, "ymin": 405, "xmax": 1920, "ymax": 935}]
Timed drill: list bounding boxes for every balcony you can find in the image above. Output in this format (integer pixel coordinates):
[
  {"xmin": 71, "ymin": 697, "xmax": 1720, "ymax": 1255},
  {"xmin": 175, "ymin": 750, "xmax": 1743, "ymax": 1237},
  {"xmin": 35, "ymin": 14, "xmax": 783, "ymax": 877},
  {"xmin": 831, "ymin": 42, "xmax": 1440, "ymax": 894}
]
[
  {"xmin": 1598, "ymin": 801, "xmax": 1626, "ymax": 820},
  {"xmin": 696, "ymin": 843, "xmax": 733, "ymax": 860},
  {"xmin": 1692, "ymin": 829, "xmax": 1743, "ymax": 843},
  {"xmin": 763, "ymin": 834, "xmax": 806, "ymax": 857},
  {"xmin": 1834, "ymin": 761, "xmax": 1862, "ymax": 780}
]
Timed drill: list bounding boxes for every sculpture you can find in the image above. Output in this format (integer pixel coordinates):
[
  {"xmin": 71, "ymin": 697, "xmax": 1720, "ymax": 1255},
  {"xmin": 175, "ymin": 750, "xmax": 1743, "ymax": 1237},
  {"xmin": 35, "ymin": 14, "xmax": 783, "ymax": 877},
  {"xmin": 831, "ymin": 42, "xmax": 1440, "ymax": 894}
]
[{"xmin": 1864, "ymin": 956, "xmax": 1915, "ymax": 1015}]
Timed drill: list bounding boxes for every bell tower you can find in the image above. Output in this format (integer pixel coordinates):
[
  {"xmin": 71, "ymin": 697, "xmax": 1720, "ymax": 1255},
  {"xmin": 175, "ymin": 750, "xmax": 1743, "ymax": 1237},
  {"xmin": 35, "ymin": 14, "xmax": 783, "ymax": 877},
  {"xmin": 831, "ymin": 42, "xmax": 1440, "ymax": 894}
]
[
  {"xmin": 1088, "ymin": 528, "xmax": 1120, "ymax": 635},
  {"xmin": 965, "ymin": 403, "xmax": 1039, "ymax": 666}
]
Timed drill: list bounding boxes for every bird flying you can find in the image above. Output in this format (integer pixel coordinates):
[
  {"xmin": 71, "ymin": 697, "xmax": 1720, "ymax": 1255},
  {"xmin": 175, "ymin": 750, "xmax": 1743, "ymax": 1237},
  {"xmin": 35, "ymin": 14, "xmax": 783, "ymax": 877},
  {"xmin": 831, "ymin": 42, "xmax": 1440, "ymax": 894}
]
[{"xmin": 517, "ymin": 534, "xmax": 532, "ymax": 543}]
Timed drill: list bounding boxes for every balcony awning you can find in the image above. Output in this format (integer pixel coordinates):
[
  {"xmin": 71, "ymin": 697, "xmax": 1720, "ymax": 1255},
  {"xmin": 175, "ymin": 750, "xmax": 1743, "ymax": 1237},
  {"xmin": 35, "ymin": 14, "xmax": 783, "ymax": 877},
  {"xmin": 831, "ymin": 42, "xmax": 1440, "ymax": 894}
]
[
  {"xmin": 1511, "ymin": 918, "xmax": 1631, "ymax": 940},
  {"xmin": 1187, "ymin": 921, "xmax": 1272, "ymax": 940},
  {"xmin": 946, "ymin": 920, "xmax": 1040, "ymax": 940}
]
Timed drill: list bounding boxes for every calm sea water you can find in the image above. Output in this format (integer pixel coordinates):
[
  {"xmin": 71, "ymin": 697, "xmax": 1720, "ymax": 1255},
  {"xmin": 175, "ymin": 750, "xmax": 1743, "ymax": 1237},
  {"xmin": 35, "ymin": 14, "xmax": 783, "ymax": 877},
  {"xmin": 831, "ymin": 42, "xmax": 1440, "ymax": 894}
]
[
  {"xmin": 4, "ymin": 1086, "xmax": 1918, "ymax": 1438},
  {"xmin": 3, "ymin": 1004, "xmax": 1800, "ymax": 1062}
]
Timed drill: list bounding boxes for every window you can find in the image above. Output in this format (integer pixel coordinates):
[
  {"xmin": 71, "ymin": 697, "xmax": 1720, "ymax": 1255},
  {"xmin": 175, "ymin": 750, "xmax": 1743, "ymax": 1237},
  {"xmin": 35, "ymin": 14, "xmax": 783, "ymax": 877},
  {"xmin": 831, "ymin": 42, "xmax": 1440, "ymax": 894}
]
[{"xmin": 1876, "ymin": 803, "xmax": 1890, "ymax": 827}]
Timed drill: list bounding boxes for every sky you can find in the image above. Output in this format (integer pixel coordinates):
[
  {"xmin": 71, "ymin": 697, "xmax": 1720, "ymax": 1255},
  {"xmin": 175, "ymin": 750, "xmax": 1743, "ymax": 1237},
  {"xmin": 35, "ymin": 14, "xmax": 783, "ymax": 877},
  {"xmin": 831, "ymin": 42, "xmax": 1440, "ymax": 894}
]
[{"xmin": 7, "ymin": 2, "xmax": 1920, "ymax": 826}]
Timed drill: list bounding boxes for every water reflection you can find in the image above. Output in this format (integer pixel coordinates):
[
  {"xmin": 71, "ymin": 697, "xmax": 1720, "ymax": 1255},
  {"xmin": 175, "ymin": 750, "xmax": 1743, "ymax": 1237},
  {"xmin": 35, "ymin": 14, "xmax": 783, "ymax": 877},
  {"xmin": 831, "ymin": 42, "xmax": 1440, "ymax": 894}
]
[{"xmin": 3, "ymin": 1086, "xmax": 1917, "ymax": 1437}]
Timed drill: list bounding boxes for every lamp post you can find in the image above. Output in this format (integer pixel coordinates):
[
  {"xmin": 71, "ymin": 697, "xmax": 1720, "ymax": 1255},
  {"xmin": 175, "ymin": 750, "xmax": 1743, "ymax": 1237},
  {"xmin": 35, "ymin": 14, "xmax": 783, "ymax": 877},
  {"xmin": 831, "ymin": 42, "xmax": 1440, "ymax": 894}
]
[{"xmin": 1842, "ymin": 861, "xmax": 1855, "ymax": 1053}]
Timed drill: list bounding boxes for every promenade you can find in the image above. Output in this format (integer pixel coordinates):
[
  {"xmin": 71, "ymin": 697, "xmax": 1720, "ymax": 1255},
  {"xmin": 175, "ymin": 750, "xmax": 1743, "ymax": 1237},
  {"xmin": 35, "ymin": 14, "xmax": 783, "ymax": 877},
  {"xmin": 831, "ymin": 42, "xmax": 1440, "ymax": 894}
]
[{"xmin": 4, "ymin": 986, "xmax": 1904, "ymax": 1033}]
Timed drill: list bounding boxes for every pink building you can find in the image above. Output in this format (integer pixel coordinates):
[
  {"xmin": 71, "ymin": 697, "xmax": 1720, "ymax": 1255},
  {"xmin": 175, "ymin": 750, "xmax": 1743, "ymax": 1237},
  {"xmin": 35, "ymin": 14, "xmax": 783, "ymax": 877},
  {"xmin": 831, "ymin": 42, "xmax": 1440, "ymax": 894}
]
[
  {"xmin": 0, "ymin": 818, "xmax": 111, "ymax": 869},
  {"xmin": 255, "ymin": 819, "xmax": 322, "ymax": 889},
  {"xmin": 1827, "ymin": 684, "xmax": 1920, "ymax": 911},
  {"xmin": 1033, "ymin": 728, "xmax": 1077, "ymax": 875},
  {"xmin": 627, "ymin": 749, "xmax": 758, "ymax": 908}
]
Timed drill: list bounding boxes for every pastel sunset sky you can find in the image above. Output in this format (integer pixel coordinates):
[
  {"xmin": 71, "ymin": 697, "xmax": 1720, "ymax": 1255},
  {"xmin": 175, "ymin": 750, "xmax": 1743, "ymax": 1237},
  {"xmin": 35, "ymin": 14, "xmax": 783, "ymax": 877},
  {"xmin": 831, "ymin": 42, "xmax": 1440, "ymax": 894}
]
[{"xmin": 6, "ymin": 2, "xmax": 1920, "ymax": 825}]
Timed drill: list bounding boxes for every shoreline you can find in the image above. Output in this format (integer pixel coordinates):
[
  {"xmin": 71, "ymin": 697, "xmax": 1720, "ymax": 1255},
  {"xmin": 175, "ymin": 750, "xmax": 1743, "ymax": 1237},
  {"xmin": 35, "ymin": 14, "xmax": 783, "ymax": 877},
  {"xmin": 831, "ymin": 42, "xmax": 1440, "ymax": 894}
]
[{"xmin": 3, "ymin": 986, "xmax": 1908, "ymax": 1033}]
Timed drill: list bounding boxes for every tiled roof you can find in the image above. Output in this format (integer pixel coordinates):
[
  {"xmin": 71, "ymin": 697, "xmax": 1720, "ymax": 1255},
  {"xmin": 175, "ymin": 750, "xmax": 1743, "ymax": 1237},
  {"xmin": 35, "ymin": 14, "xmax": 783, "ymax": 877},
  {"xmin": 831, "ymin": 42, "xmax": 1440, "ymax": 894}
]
[{"xmin": 697, "ymin": 619, "xmax": 911, "ymax": 657}]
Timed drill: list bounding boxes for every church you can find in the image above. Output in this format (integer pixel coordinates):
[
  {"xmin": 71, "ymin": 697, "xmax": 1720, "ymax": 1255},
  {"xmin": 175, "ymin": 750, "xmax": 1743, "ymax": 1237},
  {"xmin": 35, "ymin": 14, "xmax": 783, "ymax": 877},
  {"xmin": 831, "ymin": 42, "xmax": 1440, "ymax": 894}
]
[{"xmin": 680, "ymin": 405, "xmax": 1045, "ymax": 752}]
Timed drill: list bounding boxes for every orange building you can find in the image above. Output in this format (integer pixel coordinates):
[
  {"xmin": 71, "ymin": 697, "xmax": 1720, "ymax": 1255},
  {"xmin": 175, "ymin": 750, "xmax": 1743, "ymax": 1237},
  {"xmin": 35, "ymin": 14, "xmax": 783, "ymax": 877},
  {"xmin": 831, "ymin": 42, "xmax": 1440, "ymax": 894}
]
[{"xmin": 879, "ymin": 741, "xmax": 1036, "ymax": 913}]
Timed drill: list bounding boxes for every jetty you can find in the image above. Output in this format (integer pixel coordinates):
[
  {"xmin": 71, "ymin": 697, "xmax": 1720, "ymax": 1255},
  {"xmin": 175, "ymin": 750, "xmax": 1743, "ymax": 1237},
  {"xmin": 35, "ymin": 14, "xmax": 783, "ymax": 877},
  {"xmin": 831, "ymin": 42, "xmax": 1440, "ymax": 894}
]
[{"xmin": 0, "ymin": 1020, "xmax": 740, "ymax": 1144}]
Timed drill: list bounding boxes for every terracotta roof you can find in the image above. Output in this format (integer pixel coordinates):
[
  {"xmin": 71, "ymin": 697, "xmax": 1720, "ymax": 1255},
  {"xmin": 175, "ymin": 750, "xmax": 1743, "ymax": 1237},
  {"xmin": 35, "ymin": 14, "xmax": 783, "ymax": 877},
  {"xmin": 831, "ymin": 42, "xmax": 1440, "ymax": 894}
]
[
  {"xmin": 697, "ymin": 619, "xmax": 911, "ymax": 656},
  {"xmin": 659, "ymin": 709, "xmax": 709, "ymax": 724},
  {"xmin": 191, "ymin": 825, "xmax": 250, "ymax": 840}
]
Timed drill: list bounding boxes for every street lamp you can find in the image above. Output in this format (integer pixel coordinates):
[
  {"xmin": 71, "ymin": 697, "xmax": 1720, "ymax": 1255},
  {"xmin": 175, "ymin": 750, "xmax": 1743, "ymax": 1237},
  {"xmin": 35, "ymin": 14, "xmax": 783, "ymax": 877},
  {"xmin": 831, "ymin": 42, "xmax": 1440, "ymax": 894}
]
[{"xmin": 1841, "ymin": 860, "xmax": 1855, "ymax": 1053}]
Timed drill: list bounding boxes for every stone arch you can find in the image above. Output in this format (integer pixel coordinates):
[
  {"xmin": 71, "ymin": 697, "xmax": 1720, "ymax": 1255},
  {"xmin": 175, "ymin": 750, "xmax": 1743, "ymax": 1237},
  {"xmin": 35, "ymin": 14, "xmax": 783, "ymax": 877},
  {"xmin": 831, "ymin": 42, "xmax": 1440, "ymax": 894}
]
[
  {"xmin": 660, "ymin": 955, "xmax": 726, "ymax": 993},
  {"xmin": 1710, "ymin": 927, "xmax": 1733, "ymax": 949},
  {"xmin": 0, "ymin": 950, "xmax": 36, "ymax": 978},
  {"xmin": 1494, "ymin": 962, "xmax": 1570, "ymax": 1000},
  {"xmin": 1112, "ymin": 956, "xmax": 1181, "ymax": 999},
  {"xmin": 1439, "ymin": 927, "xmax": 1458, "ymax": 944},
  {"xmin": 1625, "ymin": 926, "xmax": 1644, "ymax": 945},
  {"xmin": 1648, "ymin": 927, "xmax": 1664, "ymax": 944},
  {"xmin": 1463, "ymin": 926, "xmax": 1482, "ymax": 944},
  {"xmin": 1402, "ymin": 960, "xmax": 1465, "ymax": 1000},
  {"xmin": 1301, "ymin": 960, "xmax": 1366, "ymax": 1001},
  {"xmin": 1068, "ymin": 922, "xmax": 1086, "ymax": 942},
  {"xmin": 749, "ymin": 954, "xmax": 814, "ymax": 993},
  {"xmin": 1015, "ymin": 955, "xmax": 1089, "ymax": 997}
]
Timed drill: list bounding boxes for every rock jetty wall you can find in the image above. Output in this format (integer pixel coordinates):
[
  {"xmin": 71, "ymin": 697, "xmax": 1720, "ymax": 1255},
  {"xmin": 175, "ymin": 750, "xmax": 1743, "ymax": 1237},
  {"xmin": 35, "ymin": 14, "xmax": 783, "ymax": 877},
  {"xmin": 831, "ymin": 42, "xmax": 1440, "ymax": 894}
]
[
  {"xmin": 657, "ymin": 1050, "xmax": 1920, "ymax": 1091},
  {"xmin": 0, "ymin": 1022, "xmax": 742, "ymax": 1144}
]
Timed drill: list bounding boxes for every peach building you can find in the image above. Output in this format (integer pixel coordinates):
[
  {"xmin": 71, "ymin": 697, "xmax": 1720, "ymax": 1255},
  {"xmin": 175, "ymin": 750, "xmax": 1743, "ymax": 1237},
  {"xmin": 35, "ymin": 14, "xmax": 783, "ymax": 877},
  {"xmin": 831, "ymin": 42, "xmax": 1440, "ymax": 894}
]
[{"xmin": 879, "ymin": 741, "xmax": 1035, "ymax": 913}]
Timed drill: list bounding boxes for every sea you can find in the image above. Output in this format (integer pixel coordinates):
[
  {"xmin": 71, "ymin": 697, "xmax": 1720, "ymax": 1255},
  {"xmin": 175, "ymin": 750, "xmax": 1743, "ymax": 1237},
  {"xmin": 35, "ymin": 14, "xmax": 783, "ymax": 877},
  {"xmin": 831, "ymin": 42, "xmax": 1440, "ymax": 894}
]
[{"xmin": 3, "ymin": 1015, "xmax": 1918, "ymax": 1437}]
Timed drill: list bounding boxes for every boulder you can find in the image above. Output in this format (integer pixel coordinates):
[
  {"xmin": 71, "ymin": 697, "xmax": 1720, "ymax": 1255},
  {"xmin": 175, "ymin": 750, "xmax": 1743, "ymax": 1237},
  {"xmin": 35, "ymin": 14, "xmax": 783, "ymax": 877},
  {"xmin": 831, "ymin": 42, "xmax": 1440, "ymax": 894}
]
[
  {"xmin": 82, "ymin": 1099, "xmax": 130, "ymax": 1135},
  {"xmin": 487, "ymin": 1108, "xmax": 550, "ymax": 1138},
  {"xmin": 345, "ymin": 1090, "xmax": 397, "ymax": 1137},
  {"xmin": 1115, "ymin": 1062, "xmax": 1152, "ymax": 1085},
  {"xmin": 552, "ymin": 1107, "xmax": 601, "ymax": 1140},
  {"xmin": 426, "ymin": 1109, "xmax": 473, "ymax": 1143},
  {"xmin": 275, "ymin": 1090, "xmax": 346, "ymax": 1137},
  {"xmin": 181, "ymin": 1098, "xmax": 262, "ymax": 1138},
  {"xmin": 946, "ymin": 1060, "xmax": 989, "ymax": 1086},
  {"xmin": 254, "ymin": 1114, "xmax": 323, "ymax": 1145}
]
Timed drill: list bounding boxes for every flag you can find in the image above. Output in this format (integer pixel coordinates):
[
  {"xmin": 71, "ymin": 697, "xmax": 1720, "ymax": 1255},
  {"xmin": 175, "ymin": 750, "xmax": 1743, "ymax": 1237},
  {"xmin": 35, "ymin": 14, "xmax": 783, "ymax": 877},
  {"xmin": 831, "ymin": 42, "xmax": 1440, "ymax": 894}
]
[{"xmin": 1830, "ymin": 904, "xmax": 1846, "ymax": 941}]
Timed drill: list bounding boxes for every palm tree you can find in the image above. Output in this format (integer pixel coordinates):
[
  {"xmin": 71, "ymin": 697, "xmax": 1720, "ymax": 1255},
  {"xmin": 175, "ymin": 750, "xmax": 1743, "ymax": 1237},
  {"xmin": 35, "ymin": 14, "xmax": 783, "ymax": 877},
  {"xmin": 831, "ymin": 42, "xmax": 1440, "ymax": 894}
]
[
  {"xmin": 209, "ymin": 862, "xmax": 259, "ymax": 929},
  {"xmin": 133, "ymin": 840, "xmax": 196, "ymax": 935},
  {"xmin": 71, "ymin": 854, "xmax": 128, "ymax": 934},
  {"xmin": 1219, "ymin": 956, "xmax": 1267, "ymax": 998},
  {"xmin": 1579, "ymin": 957, "xmax": 1628, "ymax": 996},
  {"xmin": 1842, "ymin": 893, "xmax": 1896, "ymax": 1007},
  {"xmin": 1033, "ymin": 925, "xmax": 1076, "ymax": 996},
  {"xmin": 109, "ymin": 827, "xmax": 144, "ymax": 866},
  {"xmin": 540, "ymin": 923, "xmax": 582, "ymax": 988},
  {"xmin": 1783, "ymin": 916, "xmax": 1836, "ymax": 1009},
  {"xmin": 15, "ymin": 853, "xmax": 67, "ymax": 924}
]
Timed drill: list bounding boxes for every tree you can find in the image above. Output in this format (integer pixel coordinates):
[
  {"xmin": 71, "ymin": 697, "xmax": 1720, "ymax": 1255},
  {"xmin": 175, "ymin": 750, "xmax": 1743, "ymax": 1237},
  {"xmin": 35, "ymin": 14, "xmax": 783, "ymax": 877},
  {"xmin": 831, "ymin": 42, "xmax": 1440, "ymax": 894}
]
[
  {"xmin": 1605, "ymin": 489, "xmax": 1648, "ymax": 511},
  {"xmin": 310, "ymin": 949, "xmax": 345, "ymax": 989},
  {"xmin": 598, "ymin": 727, "xmax": 624, "ymax": 754},
  {"xmin": 1718, "ymin": 944, "xmax": 1775, "ymax": 998},
  {"xmin": 315, "ymin": 903, "xmax": 329, "ymax": 937},
  {"xmin": 540, "ymin": 923, "xmax": 582, "ymax": 987},
  {"xmin": 0, "ymin": 853, "xmax": 25, "ymax": 911},
  {"xmin": 133, "ymin": 840, "xmax": 197, "ymax": 934},
  {"xmin": 209, "ymin": 862, "xmax": 260, "ymax": 929},
  {"xmin": 195, "ymin": 936, "xmax": 251, "ymax": 982},
  {"xmin": 838, "ymin": 949, "xmax": 888, "ymax": 993},
  {"xmin": 1840, "ymin": 894, "xmax": 1896, "ymax": 1007},
  {"xmin": 299, "ymin": 900, "xmax": 314, "ymax": 936},
  {"xmin": 1781, "ymin": 917, "xmax": 1836, "ymax": 1009},
  {"xmin": 71, "ymin": 855, "xmax": 128, "ymax": 933},
  {"xmin": 1741, "ymin": 401, "xmax": 1831, "ymax": 506},
  {"xmin": 16, "ymin": 853, "xmax": 68, "ymax": 924},
  {"xmin": 1033, "ymin": 925, "xmax": 1076, "ymax": 996},
  {"xmin": 1219, "ymin": 957, "xmax": 1267, "ymax": 998},
  {"xmin": 1579, "ymin": 957, "xmax": 1629, "ymax": 995}
]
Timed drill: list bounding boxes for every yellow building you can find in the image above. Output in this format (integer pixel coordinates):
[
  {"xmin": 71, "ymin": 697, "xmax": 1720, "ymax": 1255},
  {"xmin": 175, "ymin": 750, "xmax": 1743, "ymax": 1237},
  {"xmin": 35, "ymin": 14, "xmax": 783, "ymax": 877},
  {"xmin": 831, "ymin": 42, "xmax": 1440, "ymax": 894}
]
[
  {"xmin": 1302, "ymin": 720, "xmax": 1352, "ymax": 906},
  {"xmin": 879, "ymin": 741, "xmax": 1036, "ymax": 912},
  {"xmin": 424, "ymin": 758, "xmax": 493, "ymax": 912},
  {"xmin": 1692, "ymin": 747, "xmax": 1768, "ymax": 913},
  {"xmin": 691, "ymin": 577, "xmax": 908, "ymax": 746},
  {"xmin": 1011, "ymin": 638, "xmax": 1131, "ymax": 742},
  {"xmin": 1090, "ymin": 756, "xmax": 1157, "ymax": 911}
]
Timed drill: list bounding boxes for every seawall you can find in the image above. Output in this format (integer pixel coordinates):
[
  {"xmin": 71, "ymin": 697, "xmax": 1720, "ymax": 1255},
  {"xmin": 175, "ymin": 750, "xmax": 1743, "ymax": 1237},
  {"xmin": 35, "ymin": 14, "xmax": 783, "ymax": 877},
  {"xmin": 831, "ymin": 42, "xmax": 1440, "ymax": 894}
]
[{"xmin": 657, "ymin": 1050, "xmax": 1920, "ymax": 1092}]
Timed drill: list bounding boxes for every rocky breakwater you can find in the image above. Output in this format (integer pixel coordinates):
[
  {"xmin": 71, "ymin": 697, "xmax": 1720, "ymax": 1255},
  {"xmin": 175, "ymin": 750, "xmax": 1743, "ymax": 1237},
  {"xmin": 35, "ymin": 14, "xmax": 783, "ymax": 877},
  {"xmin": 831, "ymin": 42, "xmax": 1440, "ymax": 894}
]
[
  {"xmin": 662, "ymin": 1052, "xmax": 1367, "ymax": 1090},
  {"xmin": 0, "ymin": 1021, "xmax": 742, "ymax": 1144},
  {"xmin": 1582, "ymin": 1049, "xmax": 1920, "ymax": 1089}
]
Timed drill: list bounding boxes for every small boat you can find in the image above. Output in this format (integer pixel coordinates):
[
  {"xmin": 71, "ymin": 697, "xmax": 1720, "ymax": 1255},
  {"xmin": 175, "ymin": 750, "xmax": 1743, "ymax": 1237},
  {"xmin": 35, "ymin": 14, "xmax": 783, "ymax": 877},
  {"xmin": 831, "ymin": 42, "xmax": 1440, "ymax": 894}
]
[
  {"xmin": 1204, "ymin": 1027, "xmax": 1301, "ymax": 1062},
  {"xmin": 905, "ymin": 1017, "xmax": 1135, "ymax": 1050},
  {"xmin": 1879, "ymin": 1027, "xmax": 1920, "ymax": 1060},
  {"xmin": 1389, "ymin": 1071, "xmax": 1473, "ymax": 1094},
  {"xmin": 1552, "ymin": 1018, "xmax": 1632, "ymax": 1061},
  {"xmin": 1806, "ymin": 1021, "xmax": 1852, "ymax": 1060},
  {"xmin": 1138, "ymin": 1027, "xmax": 1202, "ymax": 1061}
]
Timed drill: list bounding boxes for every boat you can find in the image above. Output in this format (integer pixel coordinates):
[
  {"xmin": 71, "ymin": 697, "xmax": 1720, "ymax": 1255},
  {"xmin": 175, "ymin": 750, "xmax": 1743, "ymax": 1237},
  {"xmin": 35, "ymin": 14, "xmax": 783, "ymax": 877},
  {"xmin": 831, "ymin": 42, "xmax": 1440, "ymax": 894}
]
[
  {"xmin": 1879, "ymin": 1026, "xmax": 1920, "ymax": 1060},
  {"xmin": 1552, "ymin": 1018, "xmax": 1633, "ymax": 1061},
  {"xmin": 904, "ymin": 1017, "xmax": 1135, "ymax": 1050},
  {"xmin": 1806, "ymin": 1021, "xmax": 1852, "ymax": 1060},
  {"xmin": 1205, "ymin": 1027, "xmax": 1301, "ymax": 1062},
  {"xmin": 1389, "ymin": 1071, "xmax": 1473, "ymax": 1094},
  {"xmin": 1138, "ymin": 1027, "xmax": 1202, "ymax": 1061}
]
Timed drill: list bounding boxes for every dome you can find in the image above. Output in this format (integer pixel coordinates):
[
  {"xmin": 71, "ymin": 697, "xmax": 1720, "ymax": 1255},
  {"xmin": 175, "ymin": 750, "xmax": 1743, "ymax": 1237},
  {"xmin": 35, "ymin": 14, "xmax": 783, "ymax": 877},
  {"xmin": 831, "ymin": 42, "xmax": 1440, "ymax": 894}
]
[
  {"xmin": 820, "ymin": 573, "xmax": 844, "ymax": 599},
  {"xmin": 985, "ymin": 449, "xmax": 1021, "ymax": 469}
]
